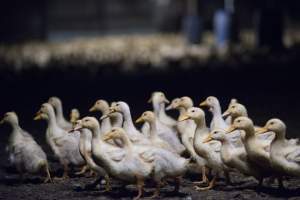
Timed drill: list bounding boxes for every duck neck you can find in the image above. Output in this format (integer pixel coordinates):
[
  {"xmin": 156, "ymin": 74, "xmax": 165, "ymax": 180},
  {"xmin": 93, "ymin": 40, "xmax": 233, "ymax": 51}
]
[
  {"xmin": 243, "ymin": 126, "xmax": 256, "ymax": 140},
  {"xmin": 195, "ymin": 118, "xmax": 207, "ymax": 133},
  {"xmin": 152, "ymin": 101, "xmax": 161, "ymax": 116},
  {"xmin": 8, "ymin": 120, "xmax": 21, "ymax": 132},
  {"xmin": 178, "ymin": 107, "xmax": 186, "ymax": 116},
  {"xmin": 111, "ymin": 114, "xmax": 123, "ymax": 128},
  {"xmin": 148, "ymin": 120, "xmax": 158, "ymax": 139},
  {"xmin": 100, "ymin": 108, "xmax": 112, "ymax": 133},
  {"xmin": 54, "ymin": 102, "xmax": 65, "ymax": 122},
  {"xmin": 120, "ymin": 133, "xmax": 133, "ymax": 152},
  {"xmin": 232, "ymin": 112, "xmax": 248, "ymax": 123},
  {"xmin": 90, "ymin": 124, "xmax": 102, "ymax": 139},
  {"xmin": 122, "ymin": 108, "xmax": 137, "ymax": 132},
  {"xmin": 47, "ymin": 109, "xmax": 60, "ymax": 129}
]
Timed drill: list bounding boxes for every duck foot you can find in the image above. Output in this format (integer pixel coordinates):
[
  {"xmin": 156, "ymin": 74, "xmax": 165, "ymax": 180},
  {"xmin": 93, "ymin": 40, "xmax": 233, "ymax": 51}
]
[
  {"xmin": 75, "ymin": 165, "xmax": 88, "ymax": 176},
  {"xmin": 194, "ymin": 176, "xmax": 216, "ymax": 191}
]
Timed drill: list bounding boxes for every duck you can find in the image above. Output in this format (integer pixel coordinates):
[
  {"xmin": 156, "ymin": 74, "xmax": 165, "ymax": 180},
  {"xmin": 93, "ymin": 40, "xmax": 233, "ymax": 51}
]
[
  {"xmin": 204, "ymin": 129, "xmax": 262, "ymax": 180},
  {"xmin": 48, "ymin": 97, "xmax": 72, "ymax": 130},
  {"xmin": 135, "ymin": 111, "xmax": 175, "ymax": 152},
  {"xmin": 69, "ymin": 121, "xmax": 111, "ymax": 191},
  {"xmin": 257, "ymin": 119, "xmax": 300, "ymax": 179},
  {"xmin": 227, "ymin": 116, "xmax": 283, "ymax": 187},
  {"xmin": 73, "ymin": 118, "xmax": 153, "ymax": 200},
  {"xmin": 109, "ymin": 102, "xmax": 123, "ymax": 128},
  {"xmin": 200, "ymin": 96, "xmax": 244, "ymax": 148},
  {"xmin": 103, "ymin": 127, "xmax": 189, "ymax": 198},
  {"xmin": 101, "ymin": 101, "xmax": 151, "ymax": 145},
  {"xmin": 148, "ymin": 91, "xmax": 177, "ymax": 129},
  {"xmin": 222, "ymin": 102, "xmax": 275, "ymax": 143},
  {"xmin": 89, "ymin": 99, "xmax": 112, "ymax": 134},
  {"xmin": 34, "ymin": 103, "xmax": 85, "ymax": 179},
  {"xmin": 167, "ymin": 97, "xmax": 207, "ymax": 183},
  {"xmin": 179, "ymin": 107, "xmax": 228, "ymax": 190},
  {"xmin": 1, "ymin": 112, "xmax": 52, "ymax": 183},
  {"xmin": 70, "ymin": 108, "xmax": 80, "ymax": 125},
  {"xmin": 224, "ymin": 98, "xmax": 238, "ymax": 125}
]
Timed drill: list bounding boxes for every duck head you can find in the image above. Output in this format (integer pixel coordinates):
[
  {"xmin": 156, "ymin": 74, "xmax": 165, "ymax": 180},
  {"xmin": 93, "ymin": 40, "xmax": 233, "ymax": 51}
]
[
  {"xmin": 199, "ymin": 96, "xmax": 220, "ymax": 113},
  {"xmin": 204, "ymin": 129, "xmax": 226, "ymax": 143},
  {"xmin": 257, "ymin": 118, "xmax": 286, "ymax": 139},
  {"xmin": 226, "ymin": 116, "xmax": 254, "ymax": 135},
  {"xmin": 166, "ymin": 98, "xmax": 180, "ymax": 110},
  {"xmin": 135, "ymin": 111, "xmax": 155, "ymax": 124},
  {"xmin": 102, "ymin": 127, "xmax": 126, "ymax": 141},
  {"xmin": 0, "ymin": 112, "xmax": 19, "ymax": 126},
  {"xmin": 222, "ymin": 103, "xmax": 248, "ymax": 119},
  {"xmin": 34, "ymin": 103, "xmax": 53, "ymax": 121},
  {"xmin": 89, "ymin": 99, "xmax": 110, "ymax": 113},
  {"xmin": 148, "ymin": 91, "xmax": 169, "ymax": 104},
  {"xmin": 48, "ymin": 96, "xmax": 61, "ymax": 108},
  {"xmin": 73, "ymin": 117, "xmax": 99, "ymax": 131},
  {"xmin": 70, "ymin": 108, "xmax": 80, "ymax": 125},
  {"xmin": 178, "ymin": 107, "xmax": 205, "ymax": 122}
]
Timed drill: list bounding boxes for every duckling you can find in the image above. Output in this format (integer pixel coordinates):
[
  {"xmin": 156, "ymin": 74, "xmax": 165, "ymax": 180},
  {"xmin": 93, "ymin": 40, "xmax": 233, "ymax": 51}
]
[
  {"xmin": 109, "ymin": 102, "xmax": 123, "ymax": 128},
  {"xmin": 89, "ymin": 99, "xmax": 112, "ymax": 133},
  {"xmin": 204, "ymin": 129, "xmax": 262, "ymax": 180},
  {"xmin": 34, "ymin": 103, "xmax": 85, "ymax": 179},
  {"xmin": 179, "ymin": 107, "xmax": 227, "ymax": 190},
  {"xmin": 200, "ymin": 96, "xmax": 228, "ymax": 130},
  {"xmin": 48, "ymin": 97, "xmax": 72, "ymax": 130},
  {"xmin": 135, "ymin": 111, "xmax": 175, "ymax": 152},
  {"xmin": 227, "ymin": 117, "xmax": 282, "ymax": 187},
  {"xmin": 224, "ymin": 98, "xmax": 238, "ymax": 125},
  {"xmin": 167, "ymin": 97, "xmax": 207, "ymax": 183},
  {"xmin": 73, "ymin": 118, "xmax": 153, "ymax": 200},
  {"xmin": 70, "ymin": 108, "xmax": 80, "ymax": 125},
  {"xmin": 101, "ymin": 101, "xmax": 151, "ymax": 145},
  {"xmin": 103, "ymin": 127, "xmax": 189, "ymax": 198},
  {"xmin": 1, "ymin": 112, "xmax": 52, "ymax": 183},
  {"xmin": 257, "ymin": 119, "xmax": 300, "ymax": 179},
  {"xmin": 223, "ymin": 102, "xmax": 275, "ymax": 142},
  {"xmin": 70, "ymin": 121, "xmax": 111, "ymax": 191},
  {"xmin": 148, "ymin": 91, "xmax": 177, "ymax": 128}
]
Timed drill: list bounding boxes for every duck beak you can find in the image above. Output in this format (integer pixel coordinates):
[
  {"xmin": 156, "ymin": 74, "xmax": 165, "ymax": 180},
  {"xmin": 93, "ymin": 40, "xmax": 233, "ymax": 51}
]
[
  {"xmin": 222, "ymin": 110, "xmax": 231, "ymax": 118},
  {"xmin": 226, "ymin": 126, "xmax": 236, "ymax": 134},
  {"xmin": 166, "ymin": 104, "xmax": 173, "ymax": 110},
  {"xmin": 178, "ymin": 114, "xmax": 190, "ymax": 122},
  {"xmin": 100, "ymin": 108, "xmax": 116, "ymax": 120},
  {"xmin": 199, "ymin": 100, "xmax": 208, "ymax": 107},
  {"xmin": 135, "ymin": 116, "xmax": 144, "ymax": 124},
  {"xmin": 34, "ymin": 111, "xmax": 42, "ymax": 121},
  {"xmin": 163, "ymin": 98, "xmax": 170, "ymax": 104},
  {"xmin": 256, "ymin": 127, "xmax": 269, "ymax": 134},
  {"xmin": 203, "ymin": 134, "xmax": 213, "ymax": 143},
  {"xmin": 89, "ymin": 105, "xmax": 96, "ymax": 112},
  {"xmin": 103, "ymin": 132, "xmax": 114, "ymax": 141},
  {"xmin": 70, "ymin": 121, "xmax": 83, "ymax": 132}
]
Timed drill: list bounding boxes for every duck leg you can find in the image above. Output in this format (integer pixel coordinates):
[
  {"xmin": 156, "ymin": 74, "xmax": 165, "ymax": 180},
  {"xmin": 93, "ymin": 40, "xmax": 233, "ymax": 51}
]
[
  {"xmin": 134, "ymin": 176, "xmax": 144, "ymax": 200},
  {"xmin": 194, "ymin": 175, "xmax": 217, "ymax": 191},
  {"xmin": 55, "ymin": 162, "xmax": 69, "ymax": 180},
  {"xmin": 104, "ymin": 174, "xmax": 112, "ymax": 192},
  {"xmin": 174, "ymin": 176, "xmax": 181, "ymax": 193},
  {"xmin": 150, "ymin": 179, "xmax": 162, "ymax": 199},
  {"xmin": 43, "ymin": 163, "xmax": 53, "ymax": 183},
  {"xmin": 193, "ymin": 166, "xmax": 208, "ymax": 185},
  {"xmin": 224, "ymin": 171, "xmax": 232, "ymax": 185},
  {"xmin": 75, "ymin": 165, "xmax": 88, "ymax": 175}
]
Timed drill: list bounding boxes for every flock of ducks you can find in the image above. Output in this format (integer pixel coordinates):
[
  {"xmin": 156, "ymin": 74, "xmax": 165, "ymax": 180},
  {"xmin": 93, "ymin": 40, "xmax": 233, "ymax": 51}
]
[{"xmin": 2, "ymin": 93, "xmax": 300, "ymax": 199}]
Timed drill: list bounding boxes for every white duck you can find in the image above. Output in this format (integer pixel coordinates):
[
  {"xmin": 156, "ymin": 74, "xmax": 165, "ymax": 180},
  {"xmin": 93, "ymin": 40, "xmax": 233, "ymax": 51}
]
[
  {"xmin": 73, "ymin": 118, "xmax": 153, "ymax": 200},
  {"xmin": 227, "ymin": 117, "xmax": 282, "ymax": 187},
  {"xmin": 34, "ymin": 103, "xmax": 85, "ymax": 179},
  {"xmin": 257, "ymin": 119, "xmax": 300, "ymax": 179},
  {"xmin": 179, "ymin": 107, "xmax": 227, "ymax": 190},
  {"xmin": 70, "ymin": 108, "xmax": 80, "ymax": 125},
  {"xmin": 109, "ymin": 102, "xmax": 123, "ymax": 128},
  {"xmin": 135, "ymin": 111, "xmax": 176, "ymax": 152},
  {"xmin": 148, "ymin": 91, "xmax": 177, "ymax": 129},
  {"xmin": 224, "ymin": 98, "xmax": 238, "ymax": 125},
  {"xmin": 101, "ymin": 101, "xmax": 151, "ymax": 145},
  {"xmin": 1, "ymin": 112, "xmax": 52, "ymax": 183},
  {"xmin": 204, "ymin": 129, "xmax": 262, "ymax": 180},
  {"xmin": 222, "ymin": 102, "xmax": 275, "ymax": 143},
  {"xmin": 48, "ymin": 97, "xmax": 72, "ymax": 130},
  {"xmin": 103, "ymin": 127, "xmax": 189, "ymax": 198},
  {"xmin": 89, "ymin": 99, "xmax": 112, "ymax": 134},
  {"xmin": 167, "ymin": 97, "xmax": 207, "ymax": 182}
]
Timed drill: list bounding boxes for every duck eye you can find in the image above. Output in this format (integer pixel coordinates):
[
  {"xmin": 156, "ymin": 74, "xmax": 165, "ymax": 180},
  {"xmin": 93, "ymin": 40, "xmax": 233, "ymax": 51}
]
[
  {"xmin": 232, "ymin": 106, "xmax": 236, "ymax": 109},
  {"xmin": 237, "ymin": 120, "xmax": 241, "ymax": 123},
  {"xmin": 191, "ymin": 110, "xmax": 195, "ymax": 113},
  {"xmin": 116, "ymin": 103, "xmax": 119, "ymax": 106}
]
